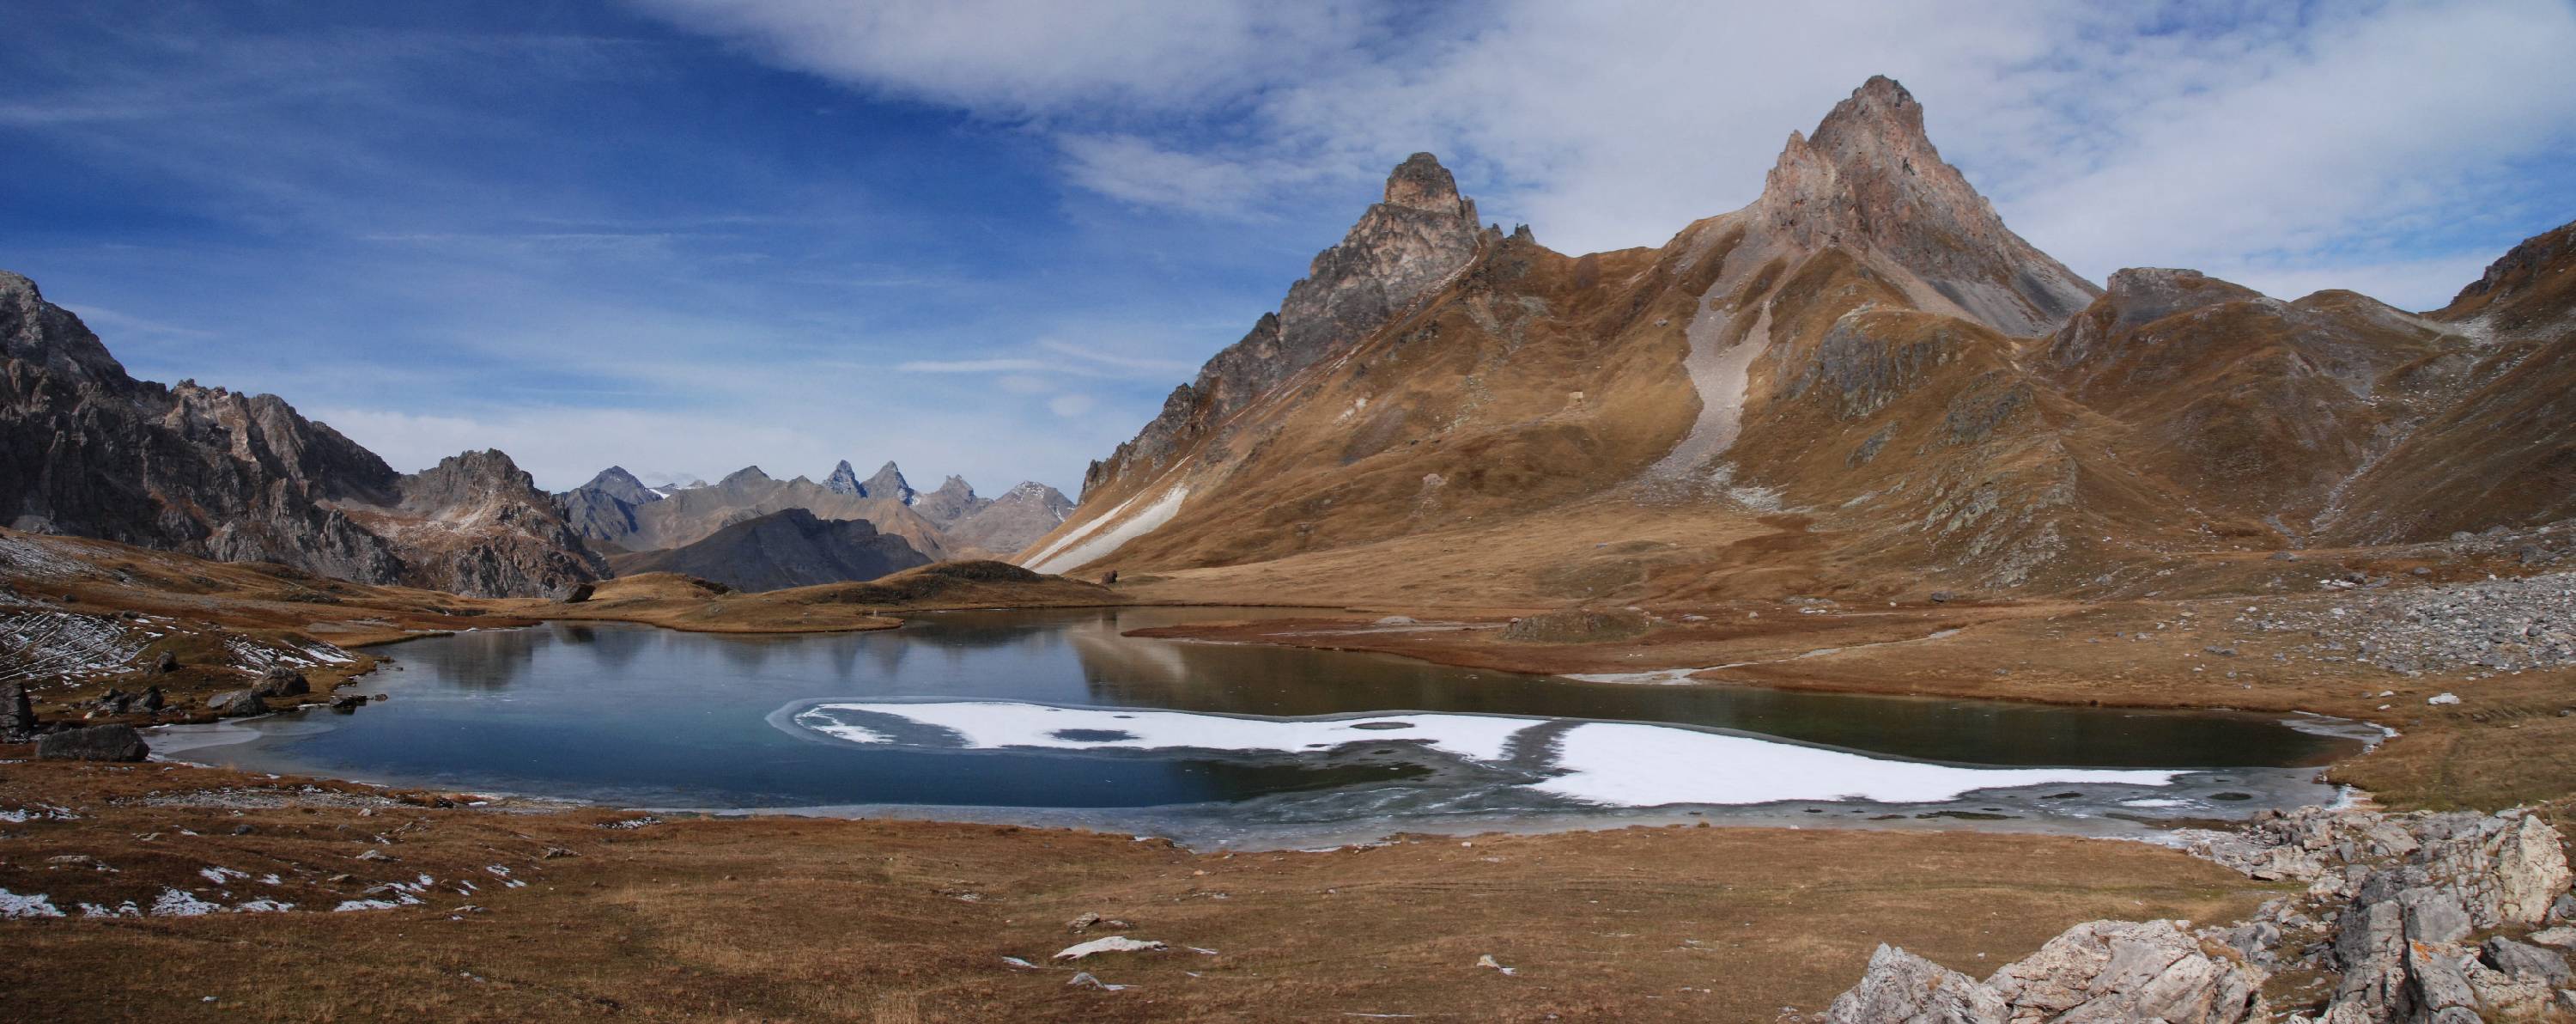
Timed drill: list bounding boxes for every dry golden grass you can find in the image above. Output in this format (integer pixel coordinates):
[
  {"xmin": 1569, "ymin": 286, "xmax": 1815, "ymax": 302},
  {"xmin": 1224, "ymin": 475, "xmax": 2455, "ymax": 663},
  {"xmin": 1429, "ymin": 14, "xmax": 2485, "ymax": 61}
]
[{"xmin": 0, "ymin": 758, "xmax": 2275, "ymax": 1022}]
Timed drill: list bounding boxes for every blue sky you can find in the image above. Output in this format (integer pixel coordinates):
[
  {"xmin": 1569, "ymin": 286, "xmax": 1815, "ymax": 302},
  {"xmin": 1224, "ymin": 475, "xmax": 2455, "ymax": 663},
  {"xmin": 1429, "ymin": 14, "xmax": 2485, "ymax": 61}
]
[{"xmin": 4, "ymin": 1, "xmax": 2573, "ymax": 493}]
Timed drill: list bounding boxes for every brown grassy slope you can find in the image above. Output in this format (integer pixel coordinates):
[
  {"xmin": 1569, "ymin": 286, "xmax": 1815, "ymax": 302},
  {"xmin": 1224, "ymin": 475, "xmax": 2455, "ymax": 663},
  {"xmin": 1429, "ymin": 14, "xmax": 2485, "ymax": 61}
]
[
  {"xmin": 1065, "ymin": 236, "xmax": 1706, "ymax": 574},
  {"xmin": 0, "ymin": 758, "xmax": 2271, "ymax": 1023},
  {"xmin": 2323, "ymin": 221, "xmax": 2576, "ymax": 541},
  {"xmin": 528, "ymin": 561, "xmax": 1121, "ymax": 634}
]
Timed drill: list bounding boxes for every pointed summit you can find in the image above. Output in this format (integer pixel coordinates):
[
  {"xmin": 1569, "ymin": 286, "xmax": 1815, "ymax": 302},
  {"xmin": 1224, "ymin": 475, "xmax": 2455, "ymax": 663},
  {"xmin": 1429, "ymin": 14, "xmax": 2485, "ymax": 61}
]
[
  {"xmin": 1079, "ymin": 151, "xmax": 1493, "ymax": 501},
  {"xmin": 862, "ymin": 461, "xmax": 916, "ymax": 505},
  {"xmin": 912, "ymin": 474, "xmax": 989, "ymax": 525},
  {"xmin": 1382, "ymin": 152, "xmax": 1472, "ymax": 217},
  {"xmin": 823, "ymin": 459, "xmax": 863, "ymax": 496},
  {"xmin": 1753, "ymin": 76, "xmax": 2098, "ymax": 336},
  {"xmin": 573, "ymin": 466, "xmax": 659, "ymax": 505}
]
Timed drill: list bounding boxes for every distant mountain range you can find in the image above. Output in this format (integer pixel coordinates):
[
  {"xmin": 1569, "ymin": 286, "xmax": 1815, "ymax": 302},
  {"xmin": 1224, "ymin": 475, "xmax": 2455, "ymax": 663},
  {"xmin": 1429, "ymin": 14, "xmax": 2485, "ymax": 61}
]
[
  {"xmin": 0, "ymin": 268, "xmax": 1070, "ymax": 596},
  {"xmin": 0, "ymin": 271, "xmax": 600, "ymax": 598},
  {"xmin": 556, "ymin": 461, "xmax": 1072, "ymax": 566},
  {"xmin": 610, "ymin": 507, "xmax": 933, "ymax": 592},
  {"xmin": 1021, "ymin": 76, "xmax": 2576, "ymax": 599}
]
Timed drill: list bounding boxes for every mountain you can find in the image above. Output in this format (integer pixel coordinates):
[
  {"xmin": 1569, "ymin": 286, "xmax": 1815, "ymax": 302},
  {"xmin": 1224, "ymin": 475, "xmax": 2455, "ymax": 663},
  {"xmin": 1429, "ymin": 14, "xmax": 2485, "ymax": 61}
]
[
  {"xmin": 1023, "ymin": 76, "xmax": 2575, "ymax": 600},
  {"xmin": 862, "ymin": 461, "xmax": 917, "ymax": 505},
  {"xmin": 562, "ymin": 466, "xmax": 662, "ymax": 542},
  {"xmin": 564, "ymin": 460, "xmax": 1072, "ymax": 560},
  {"xmin": 822, "ymin": 459, "xmax": 864, "ymax": 496},
  {"xmin": 608, "ymin": 507, "xmax": 932, "ymax": 592},
  {"xmin": 0, "ymin": 271, "xmax": 603, "ymax": 597},
  {"xmin": 564, "ymin": 464, "xmax": 956, "ymax": 560},
  {"xmin": 945, "ymin": 480, "xmax": 1073, "ymax": 554},
  {"xmin": 912, "ymin": 475, "xmax": 987, "ymax": 525}
]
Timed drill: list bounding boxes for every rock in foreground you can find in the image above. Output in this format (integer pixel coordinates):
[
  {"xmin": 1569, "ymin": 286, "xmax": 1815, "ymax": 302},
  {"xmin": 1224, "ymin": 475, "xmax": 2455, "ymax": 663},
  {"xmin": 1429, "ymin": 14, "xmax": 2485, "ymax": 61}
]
[{"xmin": 34, "ymin": 724, "xmax": 149, "ymax": 761}]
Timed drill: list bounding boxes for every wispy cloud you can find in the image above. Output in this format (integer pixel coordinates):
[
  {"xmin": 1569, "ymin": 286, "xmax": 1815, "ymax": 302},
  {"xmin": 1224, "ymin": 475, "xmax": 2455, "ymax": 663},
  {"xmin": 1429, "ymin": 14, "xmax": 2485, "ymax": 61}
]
[{"xmin": 646, "ymin": 0, "xmax": 2576, "ymax": 308}]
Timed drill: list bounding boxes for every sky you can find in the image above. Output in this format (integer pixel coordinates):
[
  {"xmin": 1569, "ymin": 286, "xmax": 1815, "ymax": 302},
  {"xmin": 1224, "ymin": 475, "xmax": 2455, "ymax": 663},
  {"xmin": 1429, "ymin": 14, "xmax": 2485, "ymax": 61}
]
[{"xmin": 3, "ymin": 0, "xmax": 2572, "ymax": 495}]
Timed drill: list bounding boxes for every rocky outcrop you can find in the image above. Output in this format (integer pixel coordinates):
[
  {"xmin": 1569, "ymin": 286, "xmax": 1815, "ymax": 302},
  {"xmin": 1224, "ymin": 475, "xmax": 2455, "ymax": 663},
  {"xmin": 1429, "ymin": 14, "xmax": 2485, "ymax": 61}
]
[
  {"xmin": 608, "ymin": 507, "xmax": 931, "ymax": 592},
  {"xmin": 1824, "ymin": 807, "xmax": 2576, "ymax": 1022},
  {"xmin": 1824, "ymin": 945, "xmax": 2007, "ymax": 1023},
  {"xmin": 1080, "ymin": 152, "xmax": 1495, "ymax": 501},
  {"xmin": 1825, "ymin": 923, "xmax": 2264, "ymax": 1024},
  {"xmin": 0, "ymin": 271, "xmax": 603, "ymax": 597},
  {"xmin": 33, "ymin": 723, "xmax": 149, "ymax": 762},
  {"xmin": 367, "ymin": 450, "xmax": 608, "ymax": 599},
  {"xmin": 583, "ymin": 464, "xmax": 954, "ymax": 559}
]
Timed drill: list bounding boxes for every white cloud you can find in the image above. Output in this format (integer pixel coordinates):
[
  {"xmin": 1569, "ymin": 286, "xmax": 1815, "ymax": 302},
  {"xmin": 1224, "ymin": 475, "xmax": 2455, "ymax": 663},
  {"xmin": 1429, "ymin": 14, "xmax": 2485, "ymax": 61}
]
[{"xmin": 646, "ymin": 0, "xmax": 2576, "ymax": 308}]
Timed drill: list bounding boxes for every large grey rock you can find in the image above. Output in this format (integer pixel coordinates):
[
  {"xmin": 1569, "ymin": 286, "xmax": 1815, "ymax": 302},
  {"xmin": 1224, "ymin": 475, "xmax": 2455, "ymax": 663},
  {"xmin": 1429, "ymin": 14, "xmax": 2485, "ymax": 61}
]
[
  {"xmin": 34, "ymin": 723, "xmax": 149, "ymax": 761},
  {"xmin": 1984, "ymin": 919, "xmax": 2265, "ymax": 1024},
  {"xmin": 206, "ymin": 689, "xmax": 268, "ymax": 717},
  {"xmin": 1824, "ymin": 944, "xmax": 2005, "ymax": 1024},
  {"xmin": 2482, "ymin": 936, "xmax": 2571, "ymax": 986},
  {"xmin": 2, "ymin": 681, "xmax": 35, "ymax": 737},
  {"xmin": 253, "ymin": 667, "xmax": 309, "ymax": 698}
]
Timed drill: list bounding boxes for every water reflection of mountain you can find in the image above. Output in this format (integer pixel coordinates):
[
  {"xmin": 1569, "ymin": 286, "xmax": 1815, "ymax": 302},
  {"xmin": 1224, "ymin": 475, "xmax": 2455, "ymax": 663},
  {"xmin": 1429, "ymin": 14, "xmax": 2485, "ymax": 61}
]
[
  {"xmin": 1064, "ymin": 614, "xmax": 2344, "ymax": 770},
  {"xmin": 407, "ymin": 625, "xmax": 553, "ymax": 691}
]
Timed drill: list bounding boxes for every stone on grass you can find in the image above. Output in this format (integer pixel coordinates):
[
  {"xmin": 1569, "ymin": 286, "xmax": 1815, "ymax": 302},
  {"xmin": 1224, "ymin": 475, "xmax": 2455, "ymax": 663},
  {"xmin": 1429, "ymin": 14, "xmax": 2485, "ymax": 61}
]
[{"xmin": 34, "ymin": 724, "xmax": 149, "ymax": 762}]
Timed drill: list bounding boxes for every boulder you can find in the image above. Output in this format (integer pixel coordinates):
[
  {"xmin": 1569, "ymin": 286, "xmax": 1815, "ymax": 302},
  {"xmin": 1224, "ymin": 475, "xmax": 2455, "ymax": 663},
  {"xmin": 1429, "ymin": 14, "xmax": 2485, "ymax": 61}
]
[
  {"xmin": 254, "ymin": 667, "xmax": 309, "ymax": 698},
  {"xmin": 556, "ymin": 582, "xmax": 595, "ymax": 604},
  {"xmin": 2, "ymin": 682, "xmax": 34, "ymax": 736},
  {"xmin": 34, "ymin": 723, "xmax": 149, "ymax": 762},
  {"xmin": 2491, "ymin": 813, "xmax": 2573, "ymax": 924},
  {"xmin": 206, "ymin": 690, "xmax": 269, "ymax": 716},
  {"xmin": 330, "ymin": 693, "xmax": 368, "ymax": 711},
  {"xmin": 1824, "ymin": 945, "xmax": 2005, "ymax": 1024},
  {"xmin": 2482, "ymin": 936, "xmax": 2571, "ymax": 986},
  {"xmin": 137, "ymin": 686, "xmax": 163, "ymax": 712},
  {"xmin": 1984, "ymin": 919, "xmax": 2266, "ymax": 1024},
  {"xmin": 153, "ymin": 649, "xmax": 179, "ymax": 674}
]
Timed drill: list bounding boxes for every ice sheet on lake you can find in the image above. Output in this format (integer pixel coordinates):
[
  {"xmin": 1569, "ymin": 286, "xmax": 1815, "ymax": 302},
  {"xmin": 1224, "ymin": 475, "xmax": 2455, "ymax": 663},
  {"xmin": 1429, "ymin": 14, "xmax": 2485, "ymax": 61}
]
[{"xmin": 792, "ymin": 700, "xmax": 2178, "ymax": 809}]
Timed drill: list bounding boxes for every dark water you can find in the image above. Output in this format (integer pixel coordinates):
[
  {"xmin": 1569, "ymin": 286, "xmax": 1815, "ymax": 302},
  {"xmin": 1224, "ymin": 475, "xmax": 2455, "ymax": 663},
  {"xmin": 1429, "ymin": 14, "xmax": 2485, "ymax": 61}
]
[{"xmin": 166, "ymin": 607, "xmax": 2361, "ymax": 820}]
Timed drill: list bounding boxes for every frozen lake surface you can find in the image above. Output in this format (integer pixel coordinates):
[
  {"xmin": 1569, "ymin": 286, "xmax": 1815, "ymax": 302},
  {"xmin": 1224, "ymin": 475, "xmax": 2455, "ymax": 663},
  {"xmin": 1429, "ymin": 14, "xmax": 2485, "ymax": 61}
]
[{"xmin": 161, "ymin": 607, "xmax": 2369, "ymax": 845}]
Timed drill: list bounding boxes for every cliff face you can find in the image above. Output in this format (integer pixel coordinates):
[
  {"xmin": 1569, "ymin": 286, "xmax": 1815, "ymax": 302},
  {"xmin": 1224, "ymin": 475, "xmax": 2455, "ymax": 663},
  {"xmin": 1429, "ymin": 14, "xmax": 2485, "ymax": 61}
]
[
  {"xmin": 1080, "ymin": 153, "xmax": 1497, "ymax": 503},
  {"xmin": 0, "ymin": 271, "xmax": 602, "ymax": 597}
]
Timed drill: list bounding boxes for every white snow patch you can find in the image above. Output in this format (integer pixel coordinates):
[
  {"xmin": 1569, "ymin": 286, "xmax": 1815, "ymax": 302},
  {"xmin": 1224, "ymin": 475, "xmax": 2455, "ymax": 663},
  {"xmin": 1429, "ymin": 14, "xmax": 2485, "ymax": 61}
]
[
  {"xmin": 334, "ymin": 899, "xmax": 403, "ymax": 912},
  {"xmin": 151, "ymin": 888, "xmax": 223, "ymax": 917},
  {"xmin": 0, "ymin": 803, "xmax": 79, "ymax": 823},
  {"xmin": 0, "ymin": 888, "xmax": 65, "ymax": 918},
  {"xmin": 199, "ymin": 866, "xmax": 250, "ymax": 886},
  {"xmin": 79, "ymin": 901, "xmax": 141, "ymax": 917},
  {"xmin": 1019, "ymin": 491, "xmax": 1141, "ymax": 570},
  {"xmin": 1527, "ymin": 722, "xmax": 2173, "ymax": 808},
  {"xmin": 2427, "ymin": 692, "xmax": 2461, "ymax": 705},
  {"xmin": 1027, "ymin": 486, "xmax": 1189, "ymax": 575},
  {"xmin": 234, "ymin": 899, "xmax": 294, "ymax": 912},
  {"xmin": 801, "ymin": 702, "xmax": 1532, "ymax": 764},
  {"xmin": 801, "ymin": 701, "xmax": 2184, "ymax": 809}
]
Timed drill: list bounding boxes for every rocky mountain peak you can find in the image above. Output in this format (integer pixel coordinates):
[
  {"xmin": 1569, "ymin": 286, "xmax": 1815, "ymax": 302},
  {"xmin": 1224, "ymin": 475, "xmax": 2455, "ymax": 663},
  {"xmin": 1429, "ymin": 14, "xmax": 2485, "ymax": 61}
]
[
  {"xmin": 864, "ymin": 461, "xmax": 916, "ymax": 504},
  {"xmin": 1078, "ymin": 151, "xmax": 1494, "ymax": 501},
  {"xmin": 1753, "ymin": 76, "xmax": 2099, "ymax": 336},
  {"xmin": 1, "ymin": 269, "xmax": 133, "ymax": 387},
  {"xmin": 823, "ymin": 459, "xmax": 864, "ymax": 496},
  {"xmin": 933, "ymin": 475, "xmax": 976, "ymax": 500},
  {"xmin": 577, "ymin": 466, "xmax": 660, "ymax": 505},
  {"xmin": 1382, "ymin": 152, "xmax": 1471, "ymax": 216},
  {"xmin": 396, "ymin": 449, "xmax": 544, "ymax": 516},
  {"xmin": 719, "ymin": 466, "xmax": 773, "ymax": 488},
  {"xmin": 2437, "ymin": 216, "xmax": 2576, "ymax": 328}
]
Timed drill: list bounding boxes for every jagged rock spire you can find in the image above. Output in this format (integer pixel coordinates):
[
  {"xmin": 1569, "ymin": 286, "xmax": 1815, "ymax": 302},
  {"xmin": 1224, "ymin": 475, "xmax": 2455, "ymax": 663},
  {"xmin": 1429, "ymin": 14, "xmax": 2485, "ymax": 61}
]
[
  {"xmin": 823, "ymin": 459, "xmax": 863, "ymax": 496},
  {"xmin": 1753, "ymin": 76, "xmax": 2099, "ymax": 336},
  {"xmin": 1080, "ymin": 151, "xmax": 1494, "ymax": 500}
]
